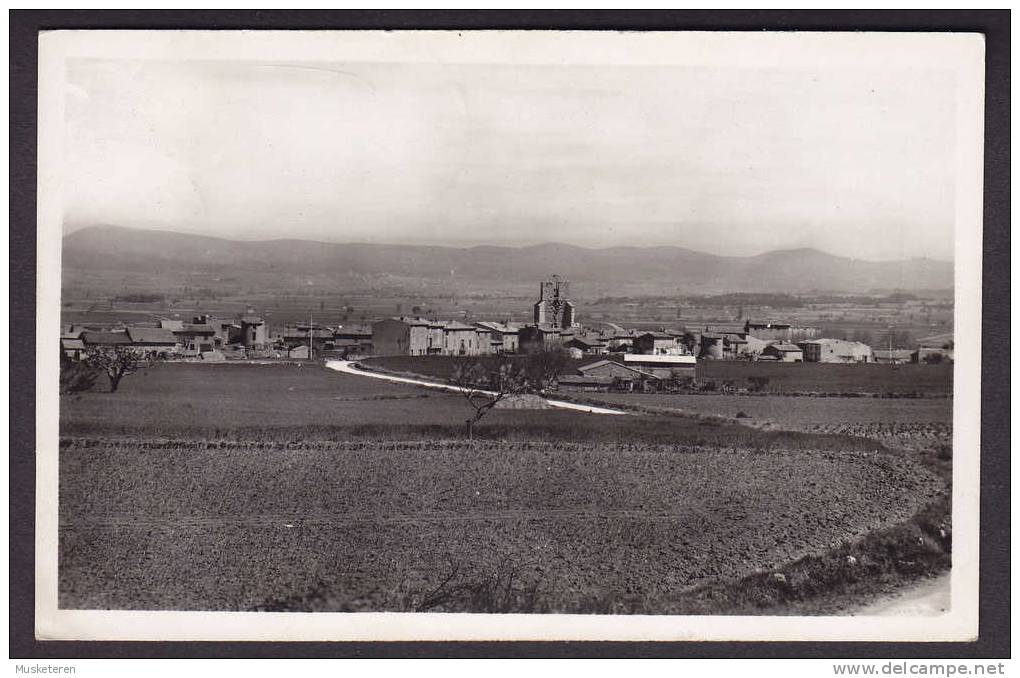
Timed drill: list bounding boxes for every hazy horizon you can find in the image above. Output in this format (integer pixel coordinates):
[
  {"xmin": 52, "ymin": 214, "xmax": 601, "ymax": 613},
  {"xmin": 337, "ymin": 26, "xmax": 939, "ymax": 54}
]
[
  {"xmin": 63, "ymin": 222, "xmax": 953, "ymax": 264},
  {"xmin": 64, "ymin": 59, "xmax": 957, "ymax": 261}
]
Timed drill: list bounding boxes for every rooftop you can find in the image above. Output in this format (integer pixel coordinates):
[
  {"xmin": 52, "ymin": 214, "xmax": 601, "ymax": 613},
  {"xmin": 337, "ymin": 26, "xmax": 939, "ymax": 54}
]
[
  {"xmin": 126, "ymin": 326, "xmax": 178, "ymax": 344},
  {"xmin": 623, "ymin": 354, "xmax": 697, "ymax": 365},
  {"xmin": 81, "ymin": 330, "xmax": 132, "ymax": 345}
]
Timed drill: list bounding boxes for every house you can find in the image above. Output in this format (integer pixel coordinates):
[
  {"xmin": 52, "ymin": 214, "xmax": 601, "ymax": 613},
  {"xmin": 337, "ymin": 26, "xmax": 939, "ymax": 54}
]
[
  {"xmin": 555, "ymin": 374, "xmax": 615, "ymax": 392},
  {"xmin": 371, "ymin": 317, "xmax": 491, "ymax": 356},
  {"xmin": 912, "ymin": 333, "xmax": 954, "ymax": 364},
  {"xmin": 439, "ymin": 321, "xmax": 486, "ymax": 356},
  {"xmin": 563, "ymin": 336, "xmax": 608, "ymax": 356},
  {"xmin": 371, "ymin": 317, "xmax": 433, "ymax": 356},
  {"xmin": 634, "ymin": 332, "xmax": 683, "ymax": 356},
  {"xmin": 518, "ymin": 325, "xmax": 563, "ymax": 353},
  {"xmin": 172, "ymin": 323, "xmax": 218, "ymax": 356},
  {"xmin": 622, "ymin": 353, "xmax": 696, "ymax": 378},
  {"xmin": 576, "ymin": 359, "xmax": 660, "ymax": 390},
  {"xmin": 334, "ymin": 324, "xmax": 373, "ymax": 342},
  {"xmin": 333, "ymin": 324, "xmax": 374, "ymax": 354},
  {"xmin": 911, "ymin": 333, "xmax": 954, "ymax": 364},
  {"xmin": 700, "ymin": 327, "xmax": 768, "ymax": 360},
  {"xmin": 874, "ymin": 349, "xmax": 913, "ymax": 365},
  {"xmin": 280, "ymin": 325, "xmax": 335, "ymax": 352},
  {"xmin": 60, "ymin": 337, "xmax": 86, "ymax": 361},
  {"xmin": 578, "ymin": 359, "xmax": 656, "ymax": 380},
  {"xmin": 745, "ymin": 320, "xmax": 820, "ymax": 343},
  {"xmin": 473, "ymin": 322, "xmax": 519, "ymax": 353},
  {"xmin": 604, "ymin": 330, "xmax": 638, "ymax": 352},
  {"xmin": 799, "ymin": 338, "xmax": 874, "ymax": 363},
  {"xmin": 80, "ymin": 330, "xmax": 132, "ymax": 348},
  {"xmin": 159, "ymin": 319, "xmax": 185, "ymax": 331},
  {"xmin": 761, "ymin": 342, "xmax": 804, "ymax": 362},
  {"xmin": 126, "ymin": 326, "xmax": 179, "ymax": 354}
]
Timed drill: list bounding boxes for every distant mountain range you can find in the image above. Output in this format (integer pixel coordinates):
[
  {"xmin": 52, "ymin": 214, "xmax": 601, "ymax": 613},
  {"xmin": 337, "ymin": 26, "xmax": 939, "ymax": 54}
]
[{"xmin": 62, "ymin": 225, "xmax": 954, "ymax": 296}]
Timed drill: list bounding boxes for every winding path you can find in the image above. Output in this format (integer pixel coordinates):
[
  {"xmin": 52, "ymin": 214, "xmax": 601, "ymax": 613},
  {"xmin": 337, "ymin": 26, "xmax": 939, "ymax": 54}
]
[{"xmin": 324, "ymin": 360, "xmax": 628, "ymax": 415}]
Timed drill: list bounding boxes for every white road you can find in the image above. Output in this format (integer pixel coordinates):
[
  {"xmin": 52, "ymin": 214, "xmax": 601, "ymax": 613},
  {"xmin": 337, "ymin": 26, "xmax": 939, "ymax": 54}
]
[
  {"xmin": 324, "ymin": 360, "xmax": 628, "ymax": 415},
  {"xmin": 851, "ymin": 573, "xmax": 951, "ymax": 617}
]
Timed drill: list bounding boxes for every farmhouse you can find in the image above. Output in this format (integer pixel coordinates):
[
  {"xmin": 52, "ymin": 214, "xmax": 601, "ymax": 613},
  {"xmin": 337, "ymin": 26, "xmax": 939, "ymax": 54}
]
[
  {"xmin": 745, "ymin": 320, "xmax": 820, "ymax": 343},
  {"xmin": 81, "ymin": 330, "xmax": 132, "ymax": 348},
  {"xmin": 799, "ymin": 338, "xmax": 874, "ymax": 363},
  {"xmin": 371, "ymin": 317, "xmax": 433, "ymax": 356},
  {"xmin": 126, "ymin": 326, "xmax": 179, "ymax": 354},
  {"xmin": 634, "ymin": 332, "xmax": 684, "ymax": 356},
  {"xmin": 280, "ymin": 324, "xmax": 335, "ymax": 351},
  {"xmin": 438, "ymin": 321, "xmax": 485, "ymax": 356},
  {"xmin": 473, "ymin": 321, "xmax": 519, "ymax": 354},
  {"xmin": 372, "ymin": 317, "xmax": 495, "ymax": 356},
  {"xmin": 555, "ymin": 374, "xmax": 616, "ymax": 392},
  {"xmin": 173, "ymin": 323, "xmax": 218, "ymax": 355},
  {"xmin": 574, "ymin": 359, "xmax": 660, "ymax": 390},
  {"xmin": 911, "ymin": 333, "xmax": 954, "ymax": 364},
  {"xmin": 761, "ymin": 342, "xmax": 804, "ymax": 362},
  {"xmin": 333, "ymin": 324, "xmax": 374, "ymax": 354},
  {"xmin": 563, "ymin": 335, "xmax": 608, "ymax": 356},
  {"xmin": 578, "ymin": 359, "xmax": 654, "ymax": 380},
  {"xmin": 604, "ymin": 330, "xmax": 638, "ymax": 352},
  {"xmin": 874, "ymin": 349, "xmax": 913, "ymax": 365},
  {"xmin": 518, "ymin": 325, "xmax": 563, "ymax": 353},
  {"xmin": 61, "ymin": 337, "xmax": 86, "ymax": 361},
  {"xmin": 622, "ymin": 353, "xmax": 697, "ymax": 378}
]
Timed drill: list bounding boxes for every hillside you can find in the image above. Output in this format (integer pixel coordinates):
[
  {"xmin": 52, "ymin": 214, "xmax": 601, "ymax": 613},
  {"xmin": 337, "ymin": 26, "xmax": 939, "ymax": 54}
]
[{"xmin": 62, "ymin": 225, "xmax": 953, "ymax": 296}]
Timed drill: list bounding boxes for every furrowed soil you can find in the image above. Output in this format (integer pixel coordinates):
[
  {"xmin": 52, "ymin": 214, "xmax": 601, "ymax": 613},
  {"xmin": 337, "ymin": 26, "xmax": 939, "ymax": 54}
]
[
  {"xmin": 59, "ymin": 362, "xmax": 951, "ymax": 614},
  {"xmin": 60, "ymin": 440, "xmax": 942, "ymax": 612}
]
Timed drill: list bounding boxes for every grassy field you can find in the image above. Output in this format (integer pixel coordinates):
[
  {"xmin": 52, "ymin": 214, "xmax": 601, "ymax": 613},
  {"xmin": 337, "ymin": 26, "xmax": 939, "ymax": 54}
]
[
  {"xmin": 62, "ymin": 363, "xmax": 886, "ymax": 451},
  {"xmin": 580, "ymin": 393, "xmax": 952, "ymax": 454},
  {"xmin": 59, "ymin": 362, "xmax": 951, "ymax": 614},
  {"xmin": 363, "ymin": 355, "xmax": 954, "ymax": 396},
  {"xmin": 583, "ymin": 393, "xmax": 951, "ymax": 424},
  {"xmin": 696, "ymin": 361, "xmax": 953, "ymax": 396}
]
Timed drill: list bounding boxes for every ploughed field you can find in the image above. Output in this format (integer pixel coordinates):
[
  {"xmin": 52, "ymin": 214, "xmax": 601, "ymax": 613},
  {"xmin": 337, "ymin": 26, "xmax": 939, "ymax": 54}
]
[
  {"xmin": 60, "ymin": 440, "xmax": 942, "ymax": 612},
  {"xmin": 59, "ymin": 363, "xmax": 948, "ymax": 613}
]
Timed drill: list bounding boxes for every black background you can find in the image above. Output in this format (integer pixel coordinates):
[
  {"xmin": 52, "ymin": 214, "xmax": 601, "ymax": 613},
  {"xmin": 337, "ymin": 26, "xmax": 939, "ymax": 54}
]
[{"xmin": 9, "ymin": 9, "xmax": 1010, "ymax": 660}]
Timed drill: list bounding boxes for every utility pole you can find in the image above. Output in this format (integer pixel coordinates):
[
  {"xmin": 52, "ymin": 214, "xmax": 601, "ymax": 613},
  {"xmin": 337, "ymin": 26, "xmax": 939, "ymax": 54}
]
[{"xmin": 309, "ymin": 310, "xmax": 314, "ymax": 362}]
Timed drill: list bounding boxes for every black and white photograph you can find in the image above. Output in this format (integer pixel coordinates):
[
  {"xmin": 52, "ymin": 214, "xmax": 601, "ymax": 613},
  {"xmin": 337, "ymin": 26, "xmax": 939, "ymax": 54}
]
[{"xmin": 32, "ymin": 28, "xmax": 986, "ymax": 643}]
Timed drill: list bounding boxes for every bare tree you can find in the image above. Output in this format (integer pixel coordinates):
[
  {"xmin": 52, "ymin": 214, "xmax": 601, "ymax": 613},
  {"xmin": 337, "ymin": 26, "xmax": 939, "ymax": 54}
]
[
  {"xmin": 450, "ymin": 348, "xmax": 575, "ymax": 439},
  {"xmin": 84, "ymin": 345, "xmax": 150, "ymax": 393},
  {"xmin": 520, "ymin": 348, "xmax": 574, "ymax": 395},
  {"xmin": 451, "ymin": 358, "xmax": 529, "ymax": 439}
]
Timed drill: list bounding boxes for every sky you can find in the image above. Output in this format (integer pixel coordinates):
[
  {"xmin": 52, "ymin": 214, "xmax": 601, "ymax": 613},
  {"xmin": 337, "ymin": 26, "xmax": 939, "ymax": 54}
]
[{"xmin": 63, "ymin": 58, "xmax": 957, "ymax": 261}]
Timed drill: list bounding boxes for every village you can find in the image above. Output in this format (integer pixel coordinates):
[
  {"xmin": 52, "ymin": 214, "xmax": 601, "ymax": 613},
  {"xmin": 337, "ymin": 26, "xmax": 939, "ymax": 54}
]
[{"xmin": 60, "ymin": 276, "xmax": 955, "ymax": 395}]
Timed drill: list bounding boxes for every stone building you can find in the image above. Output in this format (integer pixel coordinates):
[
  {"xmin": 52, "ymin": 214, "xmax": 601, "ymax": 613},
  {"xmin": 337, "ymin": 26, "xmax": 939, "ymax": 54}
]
[
  {"xmin": 533, "ymin": 276, "xmax": 577, "ymax": 329},
  {"xmin": 799, "ymin": 338, "xmax": 874, "ymax": 363}
]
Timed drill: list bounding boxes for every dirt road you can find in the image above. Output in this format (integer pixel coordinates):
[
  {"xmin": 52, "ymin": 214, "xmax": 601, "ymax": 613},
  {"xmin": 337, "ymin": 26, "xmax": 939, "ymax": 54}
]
[{"xmin": 324, "ymin": 360, "xmax": 628, "ymax": 415}]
